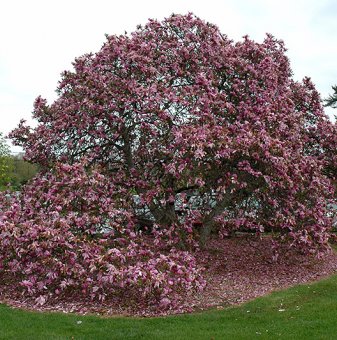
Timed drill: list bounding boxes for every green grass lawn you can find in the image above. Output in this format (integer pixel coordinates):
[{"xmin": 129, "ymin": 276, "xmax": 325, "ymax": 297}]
[{"xmin": 1, "ymin": 274, "xmax": 337, "ymax": 340}]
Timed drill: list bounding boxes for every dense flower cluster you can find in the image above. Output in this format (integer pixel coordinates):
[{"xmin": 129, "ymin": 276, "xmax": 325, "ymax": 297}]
[
  {"xmin": 2, "ymin": 13, "xmax": 336, "ymax": 309},
  {"xmin": 0, "ymin": 162, "xmax": 205, "ymax": 309}
]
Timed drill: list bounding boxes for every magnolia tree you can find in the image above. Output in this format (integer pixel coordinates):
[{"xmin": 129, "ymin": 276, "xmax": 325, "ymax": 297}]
[{"xmin": 1, "ymin": 13, "xmax": 336, "ymax": 309}]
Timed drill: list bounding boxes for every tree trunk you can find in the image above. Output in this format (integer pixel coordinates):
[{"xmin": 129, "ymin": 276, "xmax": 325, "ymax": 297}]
[{"xmin": 200, "ymin": 191, "xmax": 233, "ymax": 248}]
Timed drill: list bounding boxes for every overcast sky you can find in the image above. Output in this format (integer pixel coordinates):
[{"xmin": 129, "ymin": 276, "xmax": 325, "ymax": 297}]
[{"xmin": 1, "ymin": 0, "xmax": 336, "ymax": 151}]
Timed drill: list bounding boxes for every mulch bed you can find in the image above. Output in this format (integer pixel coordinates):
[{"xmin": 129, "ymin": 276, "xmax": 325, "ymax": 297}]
[{"xmin": 186, "ymin": 236, "xmax": 337, "ymax": 311}]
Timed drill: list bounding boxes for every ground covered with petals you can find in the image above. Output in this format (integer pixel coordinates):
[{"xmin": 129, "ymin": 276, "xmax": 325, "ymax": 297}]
[{"xmin": 1, "ymin": 236, "xmax": 336, "ymax": 317}]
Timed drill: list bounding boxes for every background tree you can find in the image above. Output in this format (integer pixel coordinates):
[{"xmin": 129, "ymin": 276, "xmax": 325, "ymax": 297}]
[
  {"xmin": 0, "ymin": 133, "xmax": 12, "ymax": 190},
  {"xmin": 325, "ymin": 85, "xmax": 337, "ymax": 109},
  {"xmin": 9, "ymin": 154, "xmax": 39, "ymax": 189}
]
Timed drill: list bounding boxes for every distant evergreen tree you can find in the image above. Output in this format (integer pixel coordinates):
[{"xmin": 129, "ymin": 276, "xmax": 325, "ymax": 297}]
[{"xmin": 325, "ymin": 85, "xmax": 337, "ymax": 108}]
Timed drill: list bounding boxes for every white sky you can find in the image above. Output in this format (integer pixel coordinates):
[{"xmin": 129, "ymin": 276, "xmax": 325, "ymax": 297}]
[{"xmin": 1, "ymin": 0, "xmax": 336, "ymax": 152}]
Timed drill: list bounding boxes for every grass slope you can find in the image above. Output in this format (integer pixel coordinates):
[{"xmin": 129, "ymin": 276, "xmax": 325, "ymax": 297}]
[{"xmin": 1, "ymin": 274, "xmax": 337, "ymax": 339}]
